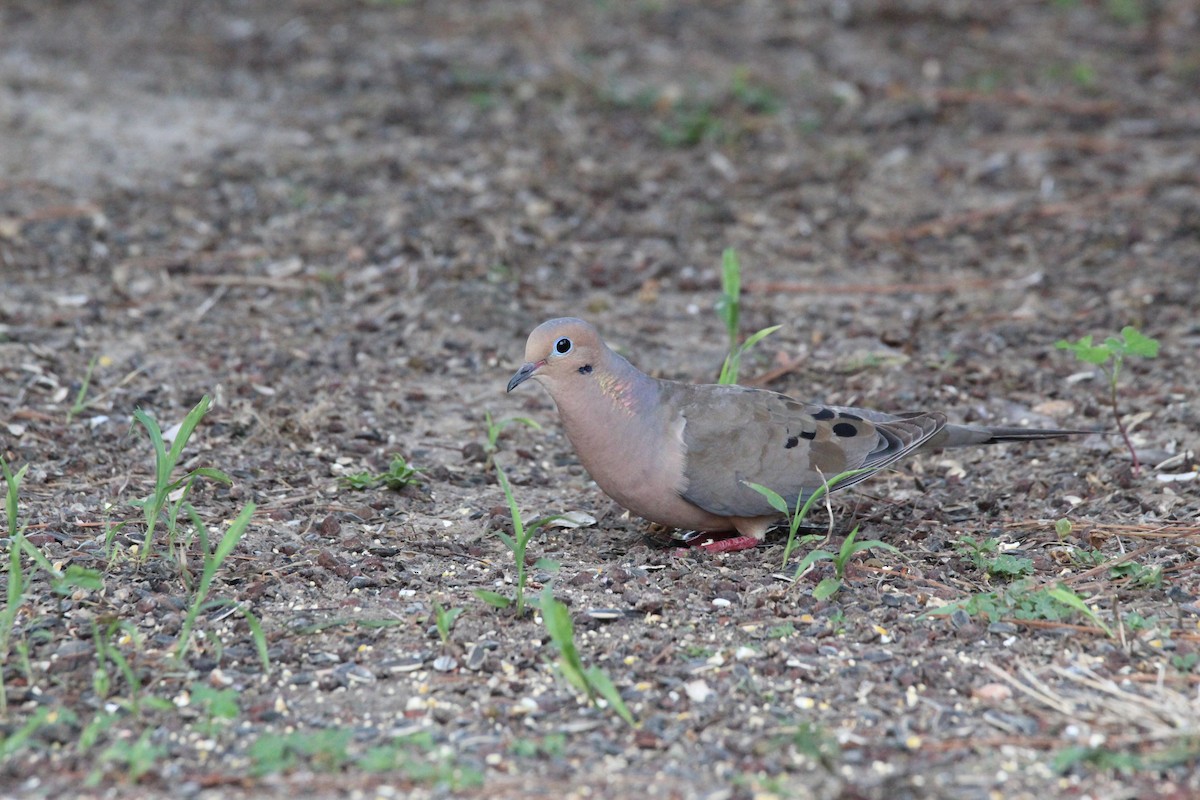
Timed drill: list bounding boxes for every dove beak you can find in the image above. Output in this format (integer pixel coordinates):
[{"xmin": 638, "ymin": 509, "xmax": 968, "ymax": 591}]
[{"xmin": 506, "ymin": 361, "xmax": 542, "ymax": 392}]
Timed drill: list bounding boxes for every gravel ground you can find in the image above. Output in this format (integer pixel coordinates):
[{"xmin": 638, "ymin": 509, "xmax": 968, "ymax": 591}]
[{"xmin": 1, "ymin": 1, "xmax": 1199, "ymax": 798}]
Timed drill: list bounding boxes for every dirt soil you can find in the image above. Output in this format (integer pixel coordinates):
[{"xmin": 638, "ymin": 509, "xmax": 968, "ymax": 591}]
[{"xmin": 2, "ymin": 1, "xmax": 1199, "ymax": 798}]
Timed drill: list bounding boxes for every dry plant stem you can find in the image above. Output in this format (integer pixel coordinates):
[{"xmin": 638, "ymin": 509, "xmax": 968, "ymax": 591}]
[
  {"xmin": 933, "ymin": 87, "xmax": 1118, "ymax": 116},
  {"xmin": 1110, "ymin": 375, "xmax": 1142, "ymax": 474},
  {"xmin": 743, "ymin": 278, "xmax": 1001, "ymax": 295}
]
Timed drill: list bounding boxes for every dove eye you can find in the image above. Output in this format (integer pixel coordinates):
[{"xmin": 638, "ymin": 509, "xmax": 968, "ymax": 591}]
[{"xmin": 554, "ymin": 337, "xmax": 573, "ymax": 355}]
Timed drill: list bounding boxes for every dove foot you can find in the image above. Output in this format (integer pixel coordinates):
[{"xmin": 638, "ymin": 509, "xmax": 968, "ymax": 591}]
[{"xmin": 694, "ymin": 535, "xmax": 762, "ymax": 554}]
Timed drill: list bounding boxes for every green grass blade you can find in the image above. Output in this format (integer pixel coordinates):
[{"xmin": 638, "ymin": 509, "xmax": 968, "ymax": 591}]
[
  {"xmin": 540, "ymin": 588, "xmax": 590, "ymax": 695},
  {"xmin": 2, "ymin": 458, "xmax": 28, "ymax": 536},
  {"xmin": 717, "ymin": 247, "xmax": 741, "ymax": 342},
  {"xmin": 792, "ymin": 549, "xmax": 835, "ymax": 579},
  {"xmin": 190, "ymin": 467, "xmax": 233, "ymax": 485},
  {"xmin": 211, "ymin": 502, "xmax": 255, "ymax": 566},
  {"xmin": 739, "ymin": 324, "xmax": 781, "ymax": 352},
  {"xmin": 742, "ymin": 481, "xmax": 789, "ymax": 516},
  {"xmin": 1047, "ymin": 584, "xmax": 1114, "ymax": 637},
  {"xmin": 165, "ymin": 395, "xmax": 213, "ymax": 473},
  {"xmin": 495, "ymin": 464, "xmax": 525, "ymax": 542},
  {"xmin": 474, "ymin": 589, "xmax": 512, "ymax": 609},
  {"xmin": 131, "ymin": 408, "xmax": 170, "ymax": 489},
  {"xmin": 67, "ymin": 356, "xmax": 98, "ymax": 422},
  {"xmin": 0, "ymin": 707, "xmax": 52, "ymax": 760},
  {"xmin": 238, "ymin": 603, "xmax": 271, "ymax": 671},
  {"xmin": 584, "ymin": 666, "xmax": 635, "ymax": 726}
]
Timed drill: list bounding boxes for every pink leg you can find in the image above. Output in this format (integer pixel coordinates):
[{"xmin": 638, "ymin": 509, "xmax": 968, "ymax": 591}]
[
  {"xmin": 698, "ymin": 535, "xmax": 761, "ymax": 553},
  {"xmin": 671, "ymin": 534, "xmax": 761, "ymax": 555}
]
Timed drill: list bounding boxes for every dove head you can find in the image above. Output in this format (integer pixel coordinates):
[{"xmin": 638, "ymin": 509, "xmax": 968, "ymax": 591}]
[{"xmin": 506, "ymin": 317, "xmax": 610, "ymax": 395}]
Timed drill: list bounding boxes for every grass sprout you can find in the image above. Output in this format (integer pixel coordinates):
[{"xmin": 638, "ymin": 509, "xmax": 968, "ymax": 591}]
[
  {"xmin": 956, "ymin": 536, "xmax": 1034, "ymax": 580},
  {"xmin": 790, "ymin": 526, "xmax": 900, "ymax": 600},
  {"xmin": 67, "ymin": 355, "xmax": 99, "ymax": 423},
  {"xmin": 433, "ymin": 601, "xmax": 464, "ymax": 644},
  {"xmin": 744, "ymin": 468, "xmax": 870, "ymax": 569},
  {"xmin": 540, "ymin": 586, "xmax": 635, "ymax": 726},
  {"xmin": 129, "ymin": 395, "xmax": 232, "ymax": 562},
  {"xmin": 0, "ymin": 456, "xmax": 29, "ymax": 715},
  {"xmin": 715, "ymin": 248, "xmax": 780, "ymax": 385},
  {"xmin": 474, "ymin": 463, "xmax": 559, "ymax": 616},
  {"xmin": 1057, "ymin": 325, "xmax": 1159, "ymax": 472},
  {"xmin": 923, "ymin": 580, "xmax": 1114, "ymax": 636},
  {"xmin": 484, "ymin": 411, "xmax": 541, "ymax": 469},
  {"xmin": 340, "ymin": 454, "xmax": 424, "ymax": 490},
  {"xmin": 175, "ymin": 502, "xmax": 267, "ymax": 668}
]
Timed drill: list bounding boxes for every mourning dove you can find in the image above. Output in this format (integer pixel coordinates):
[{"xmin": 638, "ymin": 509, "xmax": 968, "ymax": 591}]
[{"xmin": 507, "ymin": 317, "xmax": 1084, "ymax": 553}]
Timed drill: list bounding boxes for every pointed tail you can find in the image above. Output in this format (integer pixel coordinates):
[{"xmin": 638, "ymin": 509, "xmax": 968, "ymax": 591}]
[{"xmin": 933, "ymin": 423, "xmax": 1096, "ymax": 449}]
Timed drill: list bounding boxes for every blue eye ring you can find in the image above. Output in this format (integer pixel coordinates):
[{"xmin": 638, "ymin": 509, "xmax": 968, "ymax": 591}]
[{"xmin": 555, "ymin": 337, "xmax": 572, "ymax": 355}]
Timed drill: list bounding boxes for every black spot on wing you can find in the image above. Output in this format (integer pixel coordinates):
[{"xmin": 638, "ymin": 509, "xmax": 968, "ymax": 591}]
[
  {"xmin": 784, "ymin": 436, "xmax": 799, "ymax": 449},
  {"xmin": 800, "ymin": 430, "xmax": 816, "ymax": 440},
  {"xmin": 812, "ymin": 408, "xmax": 835, "ymax": 420},
  {"xmin": 838, "ymin": 412, "xmax": 863, "ymax": 421},
  {"xmin": 832, "ymin": 422, "xmax": 859, "ymax": 438}
]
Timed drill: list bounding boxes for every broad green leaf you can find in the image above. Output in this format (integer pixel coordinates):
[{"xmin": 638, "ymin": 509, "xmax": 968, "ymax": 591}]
[
  {"xmin": 813, "ymin": 578, "xmax": 841, "ymax": 600},
  {"xmin": 1119, "ymin": 326, "xmax": 1159, "ymax": 358},
  {"xmin": 1056, "ymin": 335, "xmax": 1112, "ymax": 365},
  {"xmin": 61, "ymin": 565, "xmax": 105, "ymax": 591}
]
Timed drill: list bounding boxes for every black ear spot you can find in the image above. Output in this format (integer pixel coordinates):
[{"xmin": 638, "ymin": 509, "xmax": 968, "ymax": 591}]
[
  {"xmin": 578, "ymin": 364, "xmax": 593, "ymax": 375},
  {"xmin": 832, "ymin": 422, "xmax": 859, "ymax": 438}
]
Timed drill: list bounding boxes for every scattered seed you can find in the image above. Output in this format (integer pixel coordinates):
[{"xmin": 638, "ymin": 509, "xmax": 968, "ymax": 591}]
[
  {"xmin": 466, "ymin": 643, "xmax": 488, "ymax": 671},
  {"xmin": 586, "ymin": 608, "xmax": 626, "ymax": 620},
  {"xmin": 684, "ymin": 680, "xmax": 712, "ymax": 702}
]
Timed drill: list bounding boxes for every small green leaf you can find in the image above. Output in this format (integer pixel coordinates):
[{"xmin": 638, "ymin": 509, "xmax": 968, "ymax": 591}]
[
  {"xmin": 792, "ymin": 548, "xmax": 835, "ymax": 579},
  {"xmin": 61, "ymin": 565, "xmax": 105, "ymax": 592},
  {"xmin": 1059, "ymin": 337, "xmax": 1113, "ymax": 365},
  {"xmin": 1055, "ymin": 518, "xmax": 1072, "ymax": 538},
  {"xmin": 742, "ymin": 481, "xmax": 789, "ymax": 515},
  {"xmin": 1119, "ymin": 326, "xmax": 1159, "ymax": 358},
  {"xmin": 474, "ymin": 589, "xmax": 512, "ymax": 609},
  {"xmin": 812, "ymin": 578, "xmax": 841, "ymax": 600}
]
